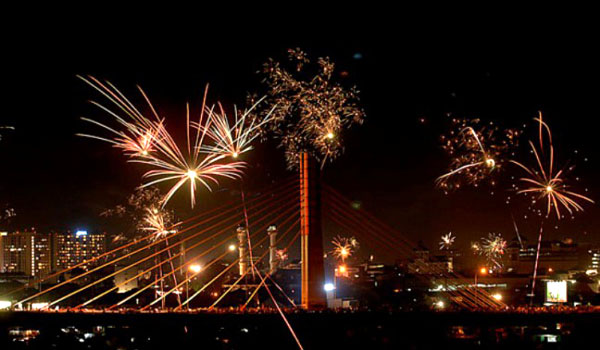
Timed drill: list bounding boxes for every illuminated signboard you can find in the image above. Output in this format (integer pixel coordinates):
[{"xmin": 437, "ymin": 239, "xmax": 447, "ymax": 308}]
[
  {"xmin": 75, "ymin": 230, "xmax": 88, "ymax": 237},
  {"xmin": 546, "ymin": 280, "xmax": 567, "ymax": 303}
]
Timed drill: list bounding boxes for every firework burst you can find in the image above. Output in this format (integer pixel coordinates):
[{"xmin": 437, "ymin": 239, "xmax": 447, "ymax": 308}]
[
  {"xmin": 511, "ymin": 113, "xmax": 594, "ymax": 220},
  {"xmin": 141, "ymin": 207, "xmax": 180, "ymax": 241},
  {"xmin": 474, "ymin": 233, "xmax": 507, "ymax": 269},
  {"xmin": 330, "ymin": 235, "xmax": 356, "ymax": 262},
  {"xmin": 102, "ymin": 187, "xmax": 178, "ymax": 242},
  {"xmin": 437, "ymin": 118, "xmax": 520, "ymax": 192},
  {"xmin": 276, "ymin": 249, "xmax": 288, "ymax": 264},
  {"xmin": 250, "ymin": 48, "xmax": 365, "ymax": 169},
  {"xmin": 78, "ymin": 76, "xmax": 247, "ymax": 207},
  {"xmin": 439, "ymin": 232, "xmax": 455, "ymax": 250}
]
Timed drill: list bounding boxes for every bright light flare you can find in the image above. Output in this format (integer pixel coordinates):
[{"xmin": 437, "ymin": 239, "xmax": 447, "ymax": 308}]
[{"xmin": 188, "ymin": 264, "xmax": 202, "ymax": 273}]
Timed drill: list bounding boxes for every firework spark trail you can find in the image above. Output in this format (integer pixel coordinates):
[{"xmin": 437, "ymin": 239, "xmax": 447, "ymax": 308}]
[
  {"xmin": 439, "ymin": 232, "xmax": 455, "ymax": 250},
  {"xmin": 197, "ymin": 99, "xmax": 275, "ymax": 159},
  {"xmin": 240, "ymin": 188, "xmax": 256, "ymax": 279},
  {"xmin": 251, "ymin": 260, "xmax": 304, "ymax": 350},
  {"xmin": 77, "ymin": 76, "xmax": 162, "ymax": 158},
  {"xmin": 0, "ymin": 125, "xmax": 15, "ymax": 141},
  {"xmin": 511, "ymin": 113, "xmax": 594, "ymax": 220},
  {"xmin": 511, "ymin": 214, "xmax": 524, "ymax": 249}
]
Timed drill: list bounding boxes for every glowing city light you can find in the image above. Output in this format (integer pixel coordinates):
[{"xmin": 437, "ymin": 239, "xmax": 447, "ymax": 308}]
[
  {"xmin": 323, "ymin": 283, "xmax": 335, "ymax": 292},
  {"xmin": 188, "ymin": 264, "xmax": 202, "ymax": 274}
]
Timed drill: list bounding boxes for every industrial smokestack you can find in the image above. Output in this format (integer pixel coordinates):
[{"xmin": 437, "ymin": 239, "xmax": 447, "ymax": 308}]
[
  {"xmin": 268, "ymin": 225, "xmax": 278, "ymax": 273},
  {"xmin": 237, "ymin": 225, "xmax": 249, "ymax": 275}
]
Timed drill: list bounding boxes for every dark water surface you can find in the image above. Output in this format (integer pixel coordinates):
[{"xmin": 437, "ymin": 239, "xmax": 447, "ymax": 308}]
[{"xmin": 1, "ymin": 311, "xmax": 599, "ymax": 349}]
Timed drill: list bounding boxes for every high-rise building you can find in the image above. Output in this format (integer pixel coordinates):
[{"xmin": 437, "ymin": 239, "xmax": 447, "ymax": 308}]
[
  {"xmin": 53, "ymin": 230, "xmax": 106, "ymax": 270},
  {"xmin": 589, "ymin": 247, "xmax": 600, "ymax": 270},
  {"xmin": 0, "ymin": 230, "xmax": 52, "ymax": 277}
]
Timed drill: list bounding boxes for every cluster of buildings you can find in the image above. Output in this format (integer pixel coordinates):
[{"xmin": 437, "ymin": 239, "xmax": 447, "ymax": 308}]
[
  {"xmin": 0, "ymin": 222, "xmax": 598, "ymax": 310},
  {"xmin": 0, "ymin": 230, "xmax": 106, "ymax": 278},
  {"xmin": 320, "ymin": 237, "xmax": 600, "ymax": 309}
]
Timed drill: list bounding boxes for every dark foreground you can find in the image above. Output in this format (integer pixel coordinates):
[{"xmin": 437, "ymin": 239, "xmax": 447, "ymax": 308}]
[{"xmin": 2, "ymin": 311, "xmax": 600, "ymax": 349}]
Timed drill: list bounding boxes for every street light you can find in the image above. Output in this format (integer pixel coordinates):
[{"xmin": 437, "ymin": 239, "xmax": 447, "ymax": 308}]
[
  {"xmin": 189, "ymin": 264, "xmax": 202, "ymax": 274},
  {"xmin": 475, "ymin": 267, "xmax": 487, "ymax": 287},
  {"xmin": 228, "ymin": 244, "xmax": 236, "ymax": 252},
  {"xmin": 186, "ymin": 264, "xmax": 202, "ymax": 311}
]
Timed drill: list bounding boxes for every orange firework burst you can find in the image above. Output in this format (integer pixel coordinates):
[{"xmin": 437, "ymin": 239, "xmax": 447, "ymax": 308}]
[
  {"xmin": 78, "ymin": 76, "xmax": 248, "ymax": 208},
  {"xmin": 330, "ymin": 236, "xmax": 356, "ymax": 262},
  {"xmin": 511, "ymin": 113, "xmax": 594, "ymax": 219}
]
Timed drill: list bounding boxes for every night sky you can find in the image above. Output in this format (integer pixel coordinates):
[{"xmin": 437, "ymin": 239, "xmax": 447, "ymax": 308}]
[{"xmin": 2, "ymin": 20, "xmax": 600, "ymax": 253}]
